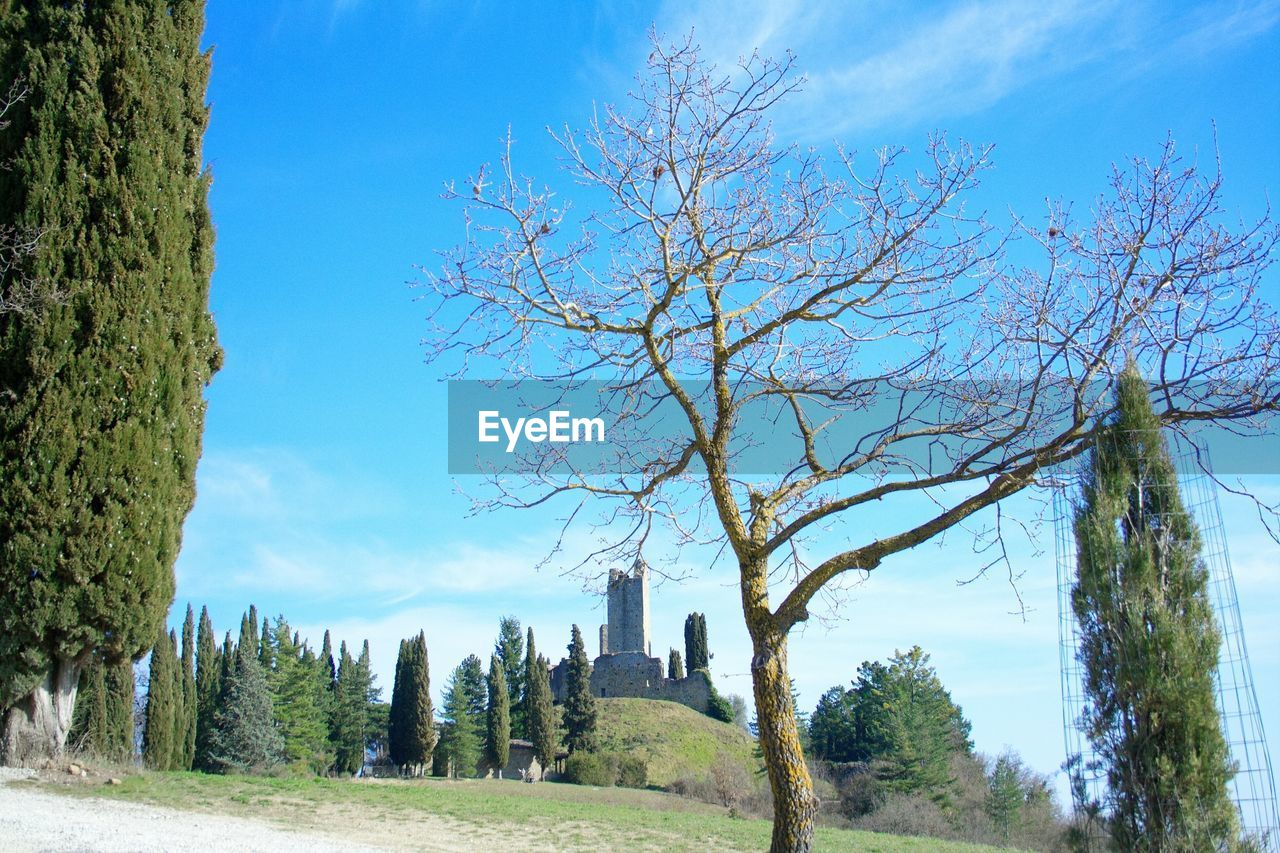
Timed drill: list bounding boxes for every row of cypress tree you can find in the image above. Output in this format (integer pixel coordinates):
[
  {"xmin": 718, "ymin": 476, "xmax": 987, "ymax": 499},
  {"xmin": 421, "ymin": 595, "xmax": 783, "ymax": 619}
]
[
  {"xmin": 72, "ymin": 603, "xmax": 380, "ymax": 776},
  {"xmin": 388, "ymin": 618, "xmax": 597, "ymax": 781}
]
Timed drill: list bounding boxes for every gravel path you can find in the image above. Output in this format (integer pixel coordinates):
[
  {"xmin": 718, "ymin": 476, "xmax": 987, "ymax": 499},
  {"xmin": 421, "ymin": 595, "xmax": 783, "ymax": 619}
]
[{"xmin": 0, "ymin": 772, "xmax": 388, "ymax": 853}]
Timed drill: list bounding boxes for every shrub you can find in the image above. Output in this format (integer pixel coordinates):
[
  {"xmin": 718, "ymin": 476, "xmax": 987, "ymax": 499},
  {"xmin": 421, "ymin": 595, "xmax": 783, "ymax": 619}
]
[
  {"xmin": 617, "ymin": 755, "xmax": 647, "ymax": 789},
  {"xmin": 564, "ymin": 751, "xmax": 617, "ymax": 787}
]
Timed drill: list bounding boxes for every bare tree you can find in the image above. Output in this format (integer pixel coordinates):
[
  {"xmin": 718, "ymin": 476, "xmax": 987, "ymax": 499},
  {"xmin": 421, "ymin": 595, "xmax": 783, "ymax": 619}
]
[{"xmin": 422, "ymin": 36, "xmax": 1279, "ymax": 852}]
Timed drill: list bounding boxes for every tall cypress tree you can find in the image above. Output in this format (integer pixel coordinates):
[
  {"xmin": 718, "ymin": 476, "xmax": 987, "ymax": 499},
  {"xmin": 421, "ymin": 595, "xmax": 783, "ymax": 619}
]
[
  {"xmin": 71, "ymin": 655, "xmax": 134, "ymax": 760},
  {"xmin": 684, "ymin": 613, "xmax": 709, "ymax": 672},
  {"xmin": 485, "ymin": 655, "xmax": 510, "ymax": 772},
  {"xmin": 561, "ymin": 625, "xmax": 597, "ymax": 754},
  {"xmin": 494, "ymin": 616, "xmax": 525, "ymax": 739},
  {"xmin": 0, "ymin": 1, "xmax": 221, "ymax": 764},
  {"xmin": 388, "ymin": 639, "xmax": 409, "ymax": 769},
  {"xmin": 193, "ymin": 607, "xmax": 219, "ymax": 770},
  {"xmin": 407, "ymin": 632, "xmax": 435, "ymax": 776},
  {"xmin": 179, "ymin": 605, "xmax": 196, "ymax": 769},
  {"xmin": 142, "ymin": 627, "xmax": 177, "ymax": 770},
  {"xmin": 1072, "ymin": 365, "xmax": 1239, "ymax": 850},
  {"xmin": 528, "ymin": 654, "xmax": 557, "ymax": 779}
]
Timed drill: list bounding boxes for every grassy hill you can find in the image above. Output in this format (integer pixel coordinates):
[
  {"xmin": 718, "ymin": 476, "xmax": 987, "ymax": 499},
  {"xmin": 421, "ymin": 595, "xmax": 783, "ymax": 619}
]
[
  {"xmin": 593, "ymin": 697, "xmax": 761, "ymax": 788},
  {"xmin": 36, "ymin": 770, "xmax": 1019, "ymax": 852}
]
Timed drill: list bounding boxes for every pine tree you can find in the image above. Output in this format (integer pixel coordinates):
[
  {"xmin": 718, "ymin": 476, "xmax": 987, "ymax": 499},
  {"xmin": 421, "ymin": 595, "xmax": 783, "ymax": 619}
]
[
  {"xmin": 142, "ymin": 627, "xmax": 177, "ymax": 770},
  {"xmin": 987, "ymin": 752, "xmax": 1026, "ymax": 842},
  {"xmin": 179, "ymin": 605, "xmax": 196, "ymax": 770},
  {"xmin": 668, "ymin": 648, "xmax": 684, "ymax": 680},
  {"xmin": 208, "ymin": 646, "xmax": 281, "ymax": 775},
  {"xmin": 331, "ymin": 642, "xmax": 365, "ymax": 775},
  {"xmin": 439, "ymin": 660, "xmax": 483, "ymax": 778},
  {"xmin": 494, "ymin": 616, "xmax": 524, "ymax": 738},
  {"xmin": 1072, "ymin": 365, "xmax": 1239, "ymax": 850},
  {"xmin": 486, "ymin": 655, "xmax": 510, "ymax": 772},
  {"xmin": 562, "ymin": 625, "xmax": 597, "ymax": 754},
  {"xmin": 0, "ymin": 0, "xmax": 221, "ymax": 764},
  {"xmin": 267, "ymin": 617, "xmax": 331, "ymax": 774}
]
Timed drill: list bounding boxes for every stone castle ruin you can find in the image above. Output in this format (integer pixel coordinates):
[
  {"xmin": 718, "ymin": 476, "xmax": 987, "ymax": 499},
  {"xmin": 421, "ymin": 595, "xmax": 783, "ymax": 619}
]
[{"xmin": 550, "ymin": 559, "xmax": 711, "ymax": 714}]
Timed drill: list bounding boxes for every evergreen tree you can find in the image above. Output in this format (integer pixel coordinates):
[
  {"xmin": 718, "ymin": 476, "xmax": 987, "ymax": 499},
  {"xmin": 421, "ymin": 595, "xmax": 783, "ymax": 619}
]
[
  {"xmin": 193, "ymin": 607, "xmax": 219, "ymax": 770},
  {"xmin": 319, "ymin": 630, "xmax": 336, "ymax": 688},
  {"xmin": 457, "ymin": 654, "xmax": 486, "ymax": 721},
  {"xmin": 0, "ymin": 0, "xmax": 221, "ymax": 764},
  {"xmin": 439, "ymin": 660, "xmax": 483, "ymax": 778},
  {"xmin": 667, "ymin": 648, "xmax": 684, "ymax": 680},
  {"xmin": 389, "ymin": 632, "xmax": 434, "ymax": 776},
  {"xmin": 485, "ymin": 655, "xmax": 510, "ymax": 772},
  {"xmin": 684, "ymin": 613, "xmax": 709, "ymax": 671},
  {"xmin": 388, "ymin": 639, "xmax": 409, "ymax": 769},
  {"xmin": 494, "ymin": 616, "xmax": 524, "ymax": 738},
  {"xmin": 357, "ymin": 639, "xmax": 380, "ymax": 755},
  {"xmin": 331, "ymin": 642, "xmax": 365, "ymax": 775},
  {"xmin": 523, "ymin": 632, "xmax": 557, "ymax": 779},
  {"xmin": 208, "ymin": 646, "xmax": 281, "ymax": 774},
  {"xmin": 142, "ymin": 627, "xmax": 177, "ymax": 770},
  {"xmin": 69, "ymin": 655, "xmax": 132, "ymax": 759},
  {"xmin": 987, "ymin": 752, "xmax": 1026, "ymax": 842},
  {"xmin": 267, "ymin": 617, "xmax": 331, "ymax": 774},
  {"xmin": 1072, "ymin": 365, "xmax": 1239, "ymax": 850},
  {"xmin": 179, "ymin": 605, "xmax": 196, "ymax": 770},
  {"xmin": 561, "ymin": 626, "xmax": 597, "ymax": 754}
]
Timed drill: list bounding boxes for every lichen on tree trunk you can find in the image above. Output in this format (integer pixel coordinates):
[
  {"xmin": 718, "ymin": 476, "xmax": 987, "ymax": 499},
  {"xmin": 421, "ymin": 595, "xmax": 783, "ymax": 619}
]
[
  {"xmin": 1, "ymin": 657, "xmax": 81, "ymax": 767},
  {"xmin": 747, "ymin": 581, "xmax": 814, "ymax": 845}
]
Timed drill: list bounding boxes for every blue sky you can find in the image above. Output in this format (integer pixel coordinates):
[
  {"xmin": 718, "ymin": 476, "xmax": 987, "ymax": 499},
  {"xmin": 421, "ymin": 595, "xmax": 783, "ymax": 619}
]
[{"xmin": 177, "ymin": 0, "xmax": 1280, "ymax": 800}]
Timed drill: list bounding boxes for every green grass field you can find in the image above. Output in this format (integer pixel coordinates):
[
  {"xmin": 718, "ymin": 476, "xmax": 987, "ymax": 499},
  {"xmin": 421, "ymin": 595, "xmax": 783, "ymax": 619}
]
[{"xmin": 42, "ymin": 769, "xmax": 1021, "ymax": 852}]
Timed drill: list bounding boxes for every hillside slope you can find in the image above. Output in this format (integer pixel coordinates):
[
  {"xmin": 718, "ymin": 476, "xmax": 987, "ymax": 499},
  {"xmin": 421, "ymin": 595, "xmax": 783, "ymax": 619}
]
[{"xmin": 593, "ymin": 697, "xmax": 761, "ymax": 787}]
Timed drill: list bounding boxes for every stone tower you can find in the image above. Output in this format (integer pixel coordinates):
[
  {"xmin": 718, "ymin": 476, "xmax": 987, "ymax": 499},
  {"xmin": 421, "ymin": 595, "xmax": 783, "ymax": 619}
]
[{"xmin": 603, "ymin": 556, "xmax": 650, "ymax": 656}]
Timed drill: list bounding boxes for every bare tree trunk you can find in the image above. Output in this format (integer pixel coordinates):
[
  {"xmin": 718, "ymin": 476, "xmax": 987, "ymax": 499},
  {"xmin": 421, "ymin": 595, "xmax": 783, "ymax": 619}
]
[
  {"xmin": 1, "ymin": 657, "xmax": 81, "ymax": 767},
  {"xmin": 749, "ymin": 615, "xmax": 818, "ymax": 851}
]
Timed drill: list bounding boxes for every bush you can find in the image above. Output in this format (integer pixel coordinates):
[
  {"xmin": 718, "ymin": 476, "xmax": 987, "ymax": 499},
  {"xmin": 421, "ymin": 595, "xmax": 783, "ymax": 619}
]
[
  {"xmin": 617, "ymin": 754, "xmax": 647, "ymax": 789},
  {"xmin": 564, "ymin": 751, "xmax": 618, "ymax": 787}
]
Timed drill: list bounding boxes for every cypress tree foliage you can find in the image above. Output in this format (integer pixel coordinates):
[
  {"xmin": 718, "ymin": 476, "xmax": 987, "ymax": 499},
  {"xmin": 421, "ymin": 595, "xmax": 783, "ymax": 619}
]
[
  {"xmin": 389, "ymin": 632, "xmax": 434, "ymax": 776},
  {"xmin": 257, "ymin": 616, "xmax": 272, "ymax": 671},
  {"xmin": 522, "ymin": 627, "xmax": 539, "ymax": 748},
  {"xmin": 71, "ymin": 656, "xmax": 135, "ymax": 760},
  {"xmin": 407, "ymin": 632, "xmax": 435, "ymax": 776},
  {"xmin": 684, "ymin": 613, "xmax": 709, "ymax": 672},
  {"xmin": 193, "ymin": 607, "xmax": 218, "ymax": 770},
  {"xmin": 439, "ymin": 660, "xmax": 483, "ymax": 778},
  {"xmin": 668, "ymin": 648, "xmax": 684, "ymax": 680},
  {"xmin": 561, "ymin": 625, "xmax": 597, "ymax": 755},
  {"xmin": 1072, "ymin": 365, "xmax": 1239, "ymax": 851},
  {"xmin": 208, "ymin": 645, "xmax": 281, "ymax": 775},
  {"xmin": 179, "ymin": 605, "xmax": 196, "ymax": 770},
  {"xmin": 527, "ymin": 653, "xmax": 557, "ymax": 779},
  {"xmin": 237, "ymin": 612, "xmax": 255, "ymax": 656},
  {"xmin": 356, "ymin": 639, "xmax": 379, "ymax": 750},
  {"xmin": 0, "ymin": 0, "xmax": 222, "ymax": 766},
  {"xmin": 388, "ymin": 639, "xmax": 409, "ymax": 769},
  {"xmin": 320, "ymin": 630, "xmax": 336, "ymax": 687},
  {"xmin": 485, "ymin": 655, "xmax": 510, "ymax": 772},
  {"xmin": 494, "ymin": 616, "xmax": 524, "ymax": 739},
  {"xmin": 142, "ymin": 628, "xmax": 177, "ymax": 770}
]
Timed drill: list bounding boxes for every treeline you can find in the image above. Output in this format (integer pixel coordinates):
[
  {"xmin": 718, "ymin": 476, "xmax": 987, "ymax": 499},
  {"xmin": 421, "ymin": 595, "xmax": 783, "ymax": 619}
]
[
  {"xmin": 72, "ymin": 603, "xmax": 381, "ymax": 776},
  {"xmin": 805, "ymin": 646, "xmax": 1065, "ymax": 850},
  {"xmin": 385, "ymin": 617, "xmax": 575, "ymax": 782}
]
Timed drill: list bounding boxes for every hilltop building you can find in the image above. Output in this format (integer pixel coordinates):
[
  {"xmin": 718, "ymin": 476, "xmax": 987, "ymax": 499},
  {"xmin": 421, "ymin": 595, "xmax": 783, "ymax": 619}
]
[{"xmin": 549, "ymin": 558, "xmax": 711, "ymax": 714}]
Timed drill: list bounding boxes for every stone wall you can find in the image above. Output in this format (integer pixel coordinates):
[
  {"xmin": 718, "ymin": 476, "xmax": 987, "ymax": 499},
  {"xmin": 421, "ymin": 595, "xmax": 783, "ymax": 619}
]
[{"xmin": 549, "ymin": 652, "xmax": 712, "ymax": 715}]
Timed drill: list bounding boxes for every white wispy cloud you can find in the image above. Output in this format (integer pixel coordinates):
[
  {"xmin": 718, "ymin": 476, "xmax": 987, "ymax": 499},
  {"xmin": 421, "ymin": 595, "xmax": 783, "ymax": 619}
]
[{"xmin": 652, "ymin": 0, "xmax": 1280, "ymax": 140}]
